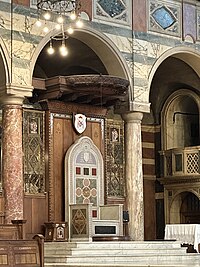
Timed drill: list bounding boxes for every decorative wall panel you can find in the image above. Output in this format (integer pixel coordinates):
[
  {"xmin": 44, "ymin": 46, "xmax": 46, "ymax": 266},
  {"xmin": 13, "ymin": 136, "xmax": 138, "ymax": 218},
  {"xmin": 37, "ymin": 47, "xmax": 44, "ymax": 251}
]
[
  {"xmin": 94, "ymin": 0, "xmax": 131, "ymax": 26},
  {"xmin": 106, "ymin": 118, "xmax": 125, "ymax": 197},
  {"xmin": 149, "ymin": 0, "xmax": 181, "ymax": 37},
  {"xmin": 23, "ymin": 109, "xmax": 45, "ymax": 194},
  {"xmin": 197, "ymin": 9, "xmax": 200, "ymax": 40}
]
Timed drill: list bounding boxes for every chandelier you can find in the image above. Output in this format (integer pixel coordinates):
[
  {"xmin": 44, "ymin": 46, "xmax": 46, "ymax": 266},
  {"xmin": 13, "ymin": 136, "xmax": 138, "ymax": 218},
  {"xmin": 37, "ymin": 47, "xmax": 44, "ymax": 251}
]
[{"xmin": 35, "ymin": 0, "xmax": 83, "ymax": 56}]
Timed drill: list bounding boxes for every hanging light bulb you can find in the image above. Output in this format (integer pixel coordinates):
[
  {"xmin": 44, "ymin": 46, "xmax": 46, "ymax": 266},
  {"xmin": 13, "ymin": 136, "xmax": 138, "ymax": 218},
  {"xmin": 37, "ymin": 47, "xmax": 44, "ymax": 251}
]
[
  {"xmin": 47, "ymin": 40, "xmax": 55, "ymax": 55},
  {"xmin": 70, "ymin": 11, "xmax": 76, "ymax": 21},
  {"xmin": 43, "ymin": 12, "xmax": 51, "ymax": 20},
  {"xmin": 57, "ymin": 15, "xmax": 64, "ymax": 24},
  {"xmin": 55, "ymin": 23, "xmax": 61, "ymax": 30},
  {"xmin": 76, "ymin": 19, "xmax": 83, "ymax": 28},
  {"xmin": 59, "ymin": 41, "xmax": 68, "ymax": 56},
  {"xmin": 67, "ymin": 26, "xmax": 74, "ymax": 35},
  {"xmin": 43, "ymin": 26, "xmax": 49, "ymax": 33},
  {"xmin": 35, "ymin": 19, "xmax": 42, "ymax": 27}
]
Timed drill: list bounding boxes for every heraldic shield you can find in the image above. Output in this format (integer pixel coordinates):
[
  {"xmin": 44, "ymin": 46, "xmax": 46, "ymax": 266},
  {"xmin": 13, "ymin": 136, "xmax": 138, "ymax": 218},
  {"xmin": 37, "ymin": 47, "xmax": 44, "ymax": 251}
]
[{"xmin": 73, "ymin": 113, "xmax": 87, "ymax": 134}]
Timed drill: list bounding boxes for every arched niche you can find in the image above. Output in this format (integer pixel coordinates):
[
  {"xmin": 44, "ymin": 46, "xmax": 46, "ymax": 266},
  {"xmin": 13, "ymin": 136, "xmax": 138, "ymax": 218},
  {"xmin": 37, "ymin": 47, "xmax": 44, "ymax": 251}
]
[
  {"xmin": 64, "ymin": 136, "xmax": 104, "ymax": 222},
  {"xmin": 161, "ymin": 89, "xmax": 200, "ymax": 150},
  {"xmin": 169, "ymin": 191, "xmax": 200, "ymax": 224}
]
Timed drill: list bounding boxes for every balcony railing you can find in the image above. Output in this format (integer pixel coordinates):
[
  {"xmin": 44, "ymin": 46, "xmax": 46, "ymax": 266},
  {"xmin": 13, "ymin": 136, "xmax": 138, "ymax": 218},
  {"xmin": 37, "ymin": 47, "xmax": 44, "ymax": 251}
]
[{"xmin": 160, "ymin": 146, "xmax": 200, "ymax": 178}]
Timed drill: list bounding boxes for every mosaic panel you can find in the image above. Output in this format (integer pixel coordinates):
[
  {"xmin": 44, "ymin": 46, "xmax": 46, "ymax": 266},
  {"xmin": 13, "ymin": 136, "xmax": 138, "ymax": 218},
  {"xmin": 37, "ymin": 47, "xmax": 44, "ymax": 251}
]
[
  {"xmin": 149, "ymin": 0, "xmax": 181, "ymax": 37},
  {"xmin": 74, "ymin": 146, "xmax": 99, "ymax": 206},
  {"xmin": 106, "ymin": 119, "xmax": 125, "ymax": 197},
  {"xmin": 23, "ymin": 109, "xmax": 45, "ymax": 194},
  {"xmin": 94, "ymin": 0, "xmax": 131, "ymax": 26},
  {"xmin": 71, "ymin": 208, "xmax": 87, "ymax": 235},
  {"xmin": 76, "ymin": 177, "xmax": 97, "ymax": 205}
]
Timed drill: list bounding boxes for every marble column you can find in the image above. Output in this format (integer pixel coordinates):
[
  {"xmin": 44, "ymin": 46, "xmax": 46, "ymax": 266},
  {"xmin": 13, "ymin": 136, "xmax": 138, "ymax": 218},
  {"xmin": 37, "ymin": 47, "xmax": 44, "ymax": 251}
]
[
  {"xmin": 123, "ymin": 112, "xmax": 144, "ymax": 241},
  {"xmin": 2, "ymin": 104, "xmax": 24, "ymax": 223}
]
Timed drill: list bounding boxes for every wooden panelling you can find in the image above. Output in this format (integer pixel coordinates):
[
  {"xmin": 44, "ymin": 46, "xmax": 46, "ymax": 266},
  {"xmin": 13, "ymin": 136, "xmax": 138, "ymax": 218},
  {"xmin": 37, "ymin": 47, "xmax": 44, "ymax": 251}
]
[
  {"xmin": 0, "ymin": 235, "xmax": 44, "ymax": 267},
  {"xmin": 51, "ymin": 115, "xmax": 105, "ymax": 222},
  {"xmin": 24, "ymin": 195, "xmax": 48, "ymax": 238},
  {"xmin": 53, "ymin": 118, "xmax": 64, "ymax": 221}
]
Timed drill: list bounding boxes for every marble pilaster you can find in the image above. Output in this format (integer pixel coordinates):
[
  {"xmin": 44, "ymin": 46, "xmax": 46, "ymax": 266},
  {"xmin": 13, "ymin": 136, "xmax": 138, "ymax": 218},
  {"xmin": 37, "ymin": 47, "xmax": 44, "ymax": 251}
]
[
  {"xmin": 123, "ymin": 112, "xmax": 144, "ymax": 241},
  {"xmin": 2, "ymin": 104, "xmax": 24, "ymax": 223}
]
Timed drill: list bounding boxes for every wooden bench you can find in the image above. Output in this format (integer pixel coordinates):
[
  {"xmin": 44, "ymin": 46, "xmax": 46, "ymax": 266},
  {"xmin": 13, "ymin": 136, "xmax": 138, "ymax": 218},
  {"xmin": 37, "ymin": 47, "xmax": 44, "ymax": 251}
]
[
  {"xmin": 0, "ymin": 220, "xmax": 26, "ymax": 240},
  {"xmin": 0, "ymin": 234, "xmax": 44, "ymax": 266}
]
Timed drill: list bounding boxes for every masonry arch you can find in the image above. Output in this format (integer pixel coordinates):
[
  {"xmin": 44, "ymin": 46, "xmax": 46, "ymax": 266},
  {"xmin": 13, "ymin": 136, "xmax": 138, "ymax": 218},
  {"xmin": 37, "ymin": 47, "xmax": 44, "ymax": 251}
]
[
  {"xmin": 169, "ymin": 190, "xmax": 200, "ymax": 224},
  {"xmin": 0, "ymin": 37, "xmax": 11, "ymax": 88},
  {"xmin": 161, "ymin": 89, "xmax": 200, "ymax": 150},
  {"xmin": 148, "ymin": 47, "xmax": 200, "ymax": 97},
  {"xmin": 30, "ymin": 26, "xmax": 133, "ymax": 102}
]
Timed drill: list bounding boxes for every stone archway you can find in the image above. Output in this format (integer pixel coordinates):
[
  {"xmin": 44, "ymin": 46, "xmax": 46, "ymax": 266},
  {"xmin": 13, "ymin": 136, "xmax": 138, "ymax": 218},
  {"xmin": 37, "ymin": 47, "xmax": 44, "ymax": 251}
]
[
  {"xmin": 170, "ymin": 191, "xmax": 200, "ymax": 224},
  {"xmin": 161, "ymin": 89, "xmax": 200, "ymax": 150},
  {"xmin": 0, "ymin": 38, "xmax": 11, "ymax": 88},
  {"xmin": 30, "ymin": 26, "xmax": 132, "ymax": 100},
  {"xmin": 148, "ymin": 47, "xmax": 200, "ymax": 99}
]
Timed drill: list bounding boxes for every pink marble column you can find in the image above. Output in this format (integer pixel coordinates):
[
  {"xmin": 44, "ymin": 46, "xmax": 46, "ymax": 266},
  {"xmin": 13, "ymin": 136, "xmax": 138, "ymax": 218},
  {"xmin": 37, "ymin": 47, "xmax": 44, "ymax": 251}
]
[
  {"xmin": 123, "ymin": 112, "xmax": 144, "ymax": 241},
  {"xmin": 2, "ymin": 105, "xmax": 24, "ymax": 223}
]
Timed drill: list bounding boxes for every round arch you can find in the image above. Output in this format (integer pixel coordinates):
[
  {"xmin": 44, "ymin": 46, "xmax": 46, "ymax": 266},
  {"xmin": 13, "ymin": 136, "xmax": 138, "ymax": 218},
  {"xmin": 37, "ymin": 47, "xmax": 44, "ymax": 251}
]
[
  {"xmin": 30, "ymin": 25, "xmax": 133, "ymax": 96},
  {"xmin": 0, "ymin": 36, "xmax": 11, "ymax": 87},
  {"xmin": 148, "ymin": 47, "xmax": 200, "ymax": 102},
  {"xmin": 169, "ymin": 190, "xmax": 200, "ymax": 224},
  {"xmin": 161, "ymin": 89, "xmax": 200, "ymax": 150}
]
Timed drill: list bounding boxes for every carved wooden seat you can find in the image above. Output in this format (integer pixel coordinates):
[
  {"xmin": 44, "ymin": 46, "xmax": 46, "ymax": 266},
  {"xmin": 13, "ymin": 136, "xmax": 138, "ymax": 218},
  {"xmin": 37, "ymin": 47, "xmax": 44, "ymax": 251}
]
[
  {"xmin": 0, "ymin": 234, "xmax": 44, "ymax": 266},
  {"xmin": 0, "ymin": 220, "xmax": 26, "ymax": 240}
]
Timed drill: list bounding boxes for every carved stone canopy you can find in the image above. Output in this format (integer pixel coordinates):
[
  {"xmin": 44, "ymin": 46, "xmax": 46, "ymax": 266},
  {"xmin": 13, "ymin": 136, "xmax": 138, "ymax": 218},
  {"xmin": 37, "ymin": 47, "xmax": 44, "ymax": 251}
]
[{"xmin": 32, "ymin": 75, "xmax": 129, "ymax": 108}]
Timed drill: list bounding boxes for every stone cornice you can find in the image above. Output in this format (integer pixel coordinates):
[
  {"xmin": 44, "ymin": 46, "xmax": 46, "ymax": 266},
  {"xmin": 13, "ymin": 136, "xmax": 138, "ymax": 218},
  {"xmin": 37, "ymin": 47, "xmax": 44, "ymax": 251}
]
[
  {"xmin": 0, "ymin": 84, "xmax": 33, "ymax": 105},
  {"xmin": 130, "ymin": 101, "xmax": 151, "ymax": 113},
  {"xmin": 160, "ymin": 176, "xmax": 200, "ymax": 185}
]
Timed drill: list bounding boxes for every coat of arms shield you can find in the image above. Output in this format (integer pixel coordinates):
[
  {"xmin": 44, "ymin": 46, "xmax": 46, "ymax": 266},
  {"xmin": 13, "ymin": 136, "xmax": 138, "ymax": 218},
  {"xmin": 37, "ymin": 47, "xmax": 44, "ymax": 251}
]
[{"xmin": 73, "ymin": 114, "xmax": 87, "ymax": 134}]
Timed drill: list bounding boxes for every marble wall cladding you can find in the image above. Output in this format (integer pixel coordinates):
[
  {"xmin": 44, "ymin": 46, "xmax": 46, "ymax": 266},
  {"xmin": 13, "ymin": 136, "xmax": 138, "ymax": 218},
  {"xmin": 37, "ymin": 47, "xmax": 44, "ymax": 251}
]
[
  {"xmin": 123, "ymin": 112, "xmax": 144, "ymax": 240},
  {"xmin": 197, "ymin": 9, "xmax": 200, "ymax": 41},
  {"xmin": 183, "ymin": 3, "xmax": 196, "ymax": 42},
  {"xmin": 0, "ymin": 0, "xmax": 200, "ymax": 109},
  {"xmin": 149, "ymin": 0, "xmax": 181, "ymax": 37},
  {"xmin": 2, "ymin": 105, "xmax": 23, "ymax": 222},
  {"xmin": 94, "ymin": 0, "xmax": 132, "ymax": 27}
]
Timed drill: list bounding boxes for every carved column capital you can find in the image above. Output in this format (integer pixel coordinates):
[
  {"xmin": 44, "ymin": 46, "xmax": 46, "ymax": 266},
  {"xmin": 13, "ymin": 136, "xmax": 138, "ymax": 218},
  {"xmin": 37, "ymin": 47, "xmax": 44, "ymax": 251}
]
[
  {"xmin": 0, "ymin": 84, "xmax": 33, "ymax": 106},
  {"xmin": 122, "ymin": 112, "xmax": 143, "ymax": 123}
]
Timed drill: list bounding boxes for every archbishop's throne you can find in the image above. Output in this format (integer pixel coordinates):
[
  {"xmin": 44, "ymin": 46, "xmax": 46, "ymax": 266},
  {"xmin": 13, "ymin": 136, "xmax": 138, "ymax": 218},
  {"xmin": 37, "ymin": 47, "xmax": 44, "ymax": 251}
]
[{"xmin": 65, "ymin": 136, "xmax": 123, "ymax": 241}]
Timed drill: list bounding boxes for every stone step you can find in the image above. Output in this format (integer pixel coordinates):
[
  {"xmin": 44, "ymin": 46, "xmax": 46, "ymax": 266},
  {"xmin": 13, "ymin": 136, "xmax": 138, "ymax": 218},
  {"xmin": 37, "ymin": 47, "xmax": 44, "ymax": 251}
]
[
  {"xmin": 44, "ymin": 265, "xmax": 193, "ymax": 267},
  {"xmin": 44, "ymin": 241, "xmax": 200, "ymax": 267},
  {"xmin": 45, "ymin": 241, "xmax": 184, "ymax": 250}
]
